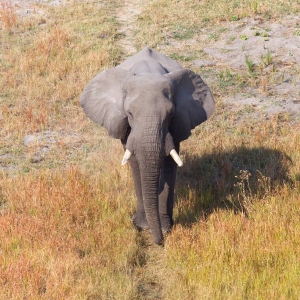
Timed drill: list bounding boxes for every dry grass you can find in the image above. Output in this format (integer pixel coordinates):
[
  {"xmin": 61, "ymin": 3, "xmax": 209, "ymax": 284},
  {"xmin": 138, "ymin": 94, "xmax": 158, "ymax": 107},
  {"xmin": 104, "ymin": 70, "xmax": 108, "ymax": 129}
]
[
  {"xmin": 0, "ymin": 1, "xmax": 139, "ymax": 297},
  {"xmin": 1, "ymin": 0, "xmax": 300, "ymax": 299},
  {"xmin": 134, "ymin": 0, "xmax": 300, "ymax": 49},
  {"xmin": 1, "ymin": 0, "xmax": 121, "ymax": 134},
  {"xmin": 0, "ymin": 165, "xmax": 141, "ymax": 299},
  {"xmin": 0, "ymin": 0, "xmax": 122, "ymax": 170},
  {"xmin": 0, "ymin": 0, "xmax": 17, "ymax": 30},
  {"xmin": 164, "ymin": 116, "xmax": 300, "ymax": 299}
]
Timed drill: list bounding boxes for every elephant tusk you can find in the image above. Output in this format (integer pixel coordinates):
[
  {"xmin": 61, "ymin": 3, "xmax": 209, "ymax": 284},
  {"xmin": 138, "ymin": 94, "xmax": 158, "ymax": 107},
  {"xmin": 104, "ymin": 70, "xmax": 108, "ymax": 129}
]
[
  {"xmin": 121, "ymin": 149, "xmax": 132, "ymax": 165},
  {"xmin": 170, "ymin": 149, "xmax": 183, "ymax": 167}
]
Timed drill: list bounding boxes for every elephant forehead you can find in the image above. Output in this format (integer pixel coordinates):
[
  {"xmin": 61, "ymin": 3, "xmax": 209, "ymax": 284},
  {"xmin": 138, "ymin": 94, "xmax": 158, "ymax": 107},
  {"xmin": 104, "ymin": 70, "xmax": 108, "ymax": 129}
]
[
  {"xmin": 124, "ymin": 73, "xmax": 173, "ymax": 92},
  {"xmin": 130, "ymin": 59, "xmax": 167, "ymax": 75}
]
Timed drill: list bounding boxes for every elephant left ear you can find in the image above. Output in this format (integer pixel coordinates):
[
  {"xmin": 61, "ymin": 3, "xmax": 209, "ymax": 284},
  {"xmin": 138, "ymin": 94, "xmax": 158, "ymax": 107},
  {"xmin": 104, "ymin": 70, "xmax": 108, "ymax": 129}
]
[{"xmin": 164, "ymin": 69, "xmax": 215, "ymax": 143}]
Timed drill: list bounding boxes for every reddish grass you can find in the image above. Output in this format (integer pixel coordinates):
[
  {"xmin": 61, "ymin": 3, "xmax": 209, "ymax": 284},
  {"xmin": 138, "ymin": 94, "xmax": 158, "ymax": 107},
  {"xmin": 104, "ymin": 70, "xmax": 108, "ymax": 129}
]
[{"xmin": 0, "ymin": 0, "xmax": 17, "ymax": 30}]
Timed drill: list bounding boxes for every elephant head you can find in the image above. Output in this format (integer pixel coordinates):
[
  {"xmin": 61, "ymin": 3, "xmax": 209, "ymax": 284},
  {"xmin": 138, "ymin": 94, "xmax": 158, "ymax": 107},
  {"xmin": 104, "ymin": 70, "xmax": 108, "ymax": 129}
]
[{"xmin": 80, "ymin": 47, "xmax": 214, "ymax": 245}]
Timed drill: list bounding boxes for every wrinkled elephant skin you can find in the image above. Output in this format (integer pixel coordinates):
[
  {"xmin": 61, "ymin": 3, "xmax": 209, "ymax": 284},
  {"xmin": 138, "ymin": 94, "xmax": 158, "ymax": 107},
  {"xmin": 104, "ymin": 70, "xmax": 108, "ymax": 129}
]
[{"xmin": 80, "ymin": 47, "xmax": 215, "ymax": 245}]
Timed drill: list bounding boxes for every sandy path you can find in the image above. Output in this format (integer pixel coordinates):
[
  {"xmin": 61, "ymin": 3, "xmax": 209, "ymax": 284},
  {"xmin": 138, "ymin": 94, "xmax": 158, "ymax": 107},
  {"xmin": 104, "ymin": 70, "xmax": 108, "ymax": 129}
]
[{"xmin": 115, "ymin": 0, "xmax": 148, "ymax": 55}]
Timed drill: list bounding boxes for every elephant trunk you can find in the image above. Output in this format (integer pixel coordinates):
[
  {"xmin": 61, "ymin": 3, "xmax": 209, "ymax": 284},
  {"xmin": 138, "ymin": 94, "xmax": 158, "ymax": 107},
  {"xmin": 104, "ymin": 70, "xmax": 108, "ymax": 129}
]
[
  {"xmin": 140, "ymin": 161, "xmax": 163, "ymax": 244},
  {"xmin": 136, "ymin": 121, "xmax": 164, "ymax": 244},
  {"xmin": 124, "ymin": 120, "xmax": 181, "ymax": 244}
]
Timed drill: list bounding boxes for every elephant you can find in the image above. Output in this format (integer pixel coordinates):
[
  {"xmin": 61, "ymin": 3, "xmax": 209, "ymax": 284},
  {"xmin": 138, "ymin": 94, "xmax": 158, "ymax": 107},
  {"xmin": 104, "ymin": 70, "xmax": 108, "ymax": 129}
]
[{"xmin": 80, "ymin": 47, "xmax": 214, "ymax": 245}]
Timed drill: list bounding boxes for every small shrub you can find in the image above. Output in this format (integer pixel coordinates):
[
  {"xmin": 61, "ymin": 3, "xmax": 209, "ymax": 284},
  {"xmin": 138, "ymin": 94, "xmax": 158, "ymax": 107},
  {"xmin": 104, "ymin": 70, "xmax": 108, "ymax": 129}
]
[{"xmin": 245, "ymin": 55, "xmax": 255, "ymax": 75}]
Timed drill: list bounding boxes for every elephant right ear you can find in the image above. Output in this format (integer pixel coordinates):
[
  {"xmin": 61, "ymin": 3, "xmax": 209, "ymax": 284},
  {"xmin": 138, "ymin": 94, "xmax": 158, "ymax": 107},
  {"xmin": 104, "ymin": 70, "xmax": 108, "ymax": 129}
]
[{"xmin": 80, "ymin": 68, "xmax": 131, "ymax": 140}]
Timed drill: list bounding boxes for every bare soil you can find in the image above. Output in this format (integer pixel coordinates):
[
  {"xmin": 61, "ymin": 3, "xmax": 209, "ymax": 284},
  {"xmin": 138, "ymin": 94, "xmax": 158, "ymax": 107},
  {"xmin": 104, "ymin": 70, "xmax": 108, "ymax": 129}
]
[
  {"xmin": 200, "ymin": 16, "xmax": 300, "ymax": 117},
  {"xmin": 10, "ymin": 0, "xmax": 69, "ymax": 18}
]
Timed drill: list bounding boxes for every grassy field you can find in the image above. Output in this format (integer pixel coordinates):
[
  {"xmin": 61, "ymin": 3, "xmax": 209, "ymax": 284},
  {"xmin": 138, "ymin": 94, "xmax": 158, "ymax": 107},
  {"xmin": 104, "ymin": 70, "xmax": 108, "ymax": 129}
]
[{"xmin": 0, "ymin": 0, "xmax": 300, "ymax": 299}]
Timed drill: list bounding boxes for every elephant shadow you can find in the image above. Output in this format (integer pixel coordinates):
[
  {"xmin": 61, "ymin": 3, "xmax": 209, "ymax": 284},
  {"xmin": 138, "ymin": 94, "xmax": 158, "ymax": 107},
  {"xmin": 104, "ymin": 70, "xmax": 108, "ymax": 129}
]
[{"xmin": 175, "ymin": 146, "xmax": 293, "ymax": 226}]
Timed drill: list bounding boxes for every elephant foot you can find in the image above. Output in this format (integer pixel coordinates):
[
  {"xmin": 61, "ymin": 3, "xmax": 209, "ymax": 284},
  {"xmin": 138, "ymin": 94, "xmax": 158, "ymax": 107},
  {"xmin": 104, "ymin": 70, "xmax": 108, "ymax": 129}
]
[
  {"xmin": 132, "ymin": 213, "xmax": 150, "ymax": 231},
  {"xmin": 160, "ymin": 215, "xmax": 173, "ymax": 234}
]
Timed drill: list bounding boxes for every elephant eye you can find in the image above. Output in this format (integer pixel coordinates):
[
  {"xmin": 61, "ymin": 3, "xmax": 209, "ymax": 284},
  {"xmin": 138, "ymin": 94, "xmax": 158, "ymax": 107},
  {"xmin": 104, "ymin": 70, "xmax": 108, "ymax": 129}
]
[
  {"xmin": 127, "ymin": 110, "xmax": 133, "ymax": 118},
  {"xmin": 163, "ymin": 88, "xmax": 171, "ymax": 99}
]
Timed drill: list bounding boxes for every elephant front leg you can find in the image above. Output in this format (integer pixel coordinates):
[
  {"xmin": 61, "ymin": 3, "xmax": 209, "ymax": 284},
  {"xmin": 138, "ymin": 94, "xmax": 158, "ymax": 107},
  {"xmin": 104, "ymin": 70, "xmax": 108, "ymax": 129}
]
[
  {"xmin": 129, "ymin": 155, "xmax": 150, "ymax": 230},
  {"xmin": 158, "ymin": 149, "xmax": 178, "ymax": 233}
]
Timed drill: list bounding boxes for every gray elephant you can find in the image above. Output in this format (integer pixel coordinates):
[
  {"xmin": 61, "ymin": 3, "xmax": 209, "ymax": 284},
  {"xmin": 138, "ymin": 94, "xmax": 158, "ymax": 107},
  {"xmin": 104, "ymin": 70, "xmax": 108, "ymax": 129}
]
[{"xmin": 80, "ymin": 47, "xmax": 214, "ymax": 245}]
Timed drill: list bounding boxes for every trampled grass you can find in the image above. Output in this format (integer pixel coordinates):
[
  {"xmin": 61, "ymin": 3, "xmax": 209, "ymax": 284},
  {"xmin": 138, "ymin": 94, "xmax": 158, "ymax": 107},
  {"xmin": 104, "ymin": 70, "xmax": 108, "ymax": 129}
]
[{"xmin": 1, "ymin": 0, "xmax": 300, "ymax": 299}]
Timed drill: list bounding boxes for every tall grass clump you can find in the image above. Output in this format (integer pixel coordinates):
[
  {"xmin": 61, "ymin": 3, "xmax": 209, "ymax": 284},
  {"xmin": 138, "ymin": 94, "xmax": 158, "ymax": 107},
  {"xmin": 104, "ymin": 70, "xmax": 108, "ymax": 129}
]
[
  {"xmin": 0, "ymin": 0, "xmax": 17, "ymax": 30},
  {"xmin": 245, "ymin": 55, "xmax": 255, "ymax": 75}
]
